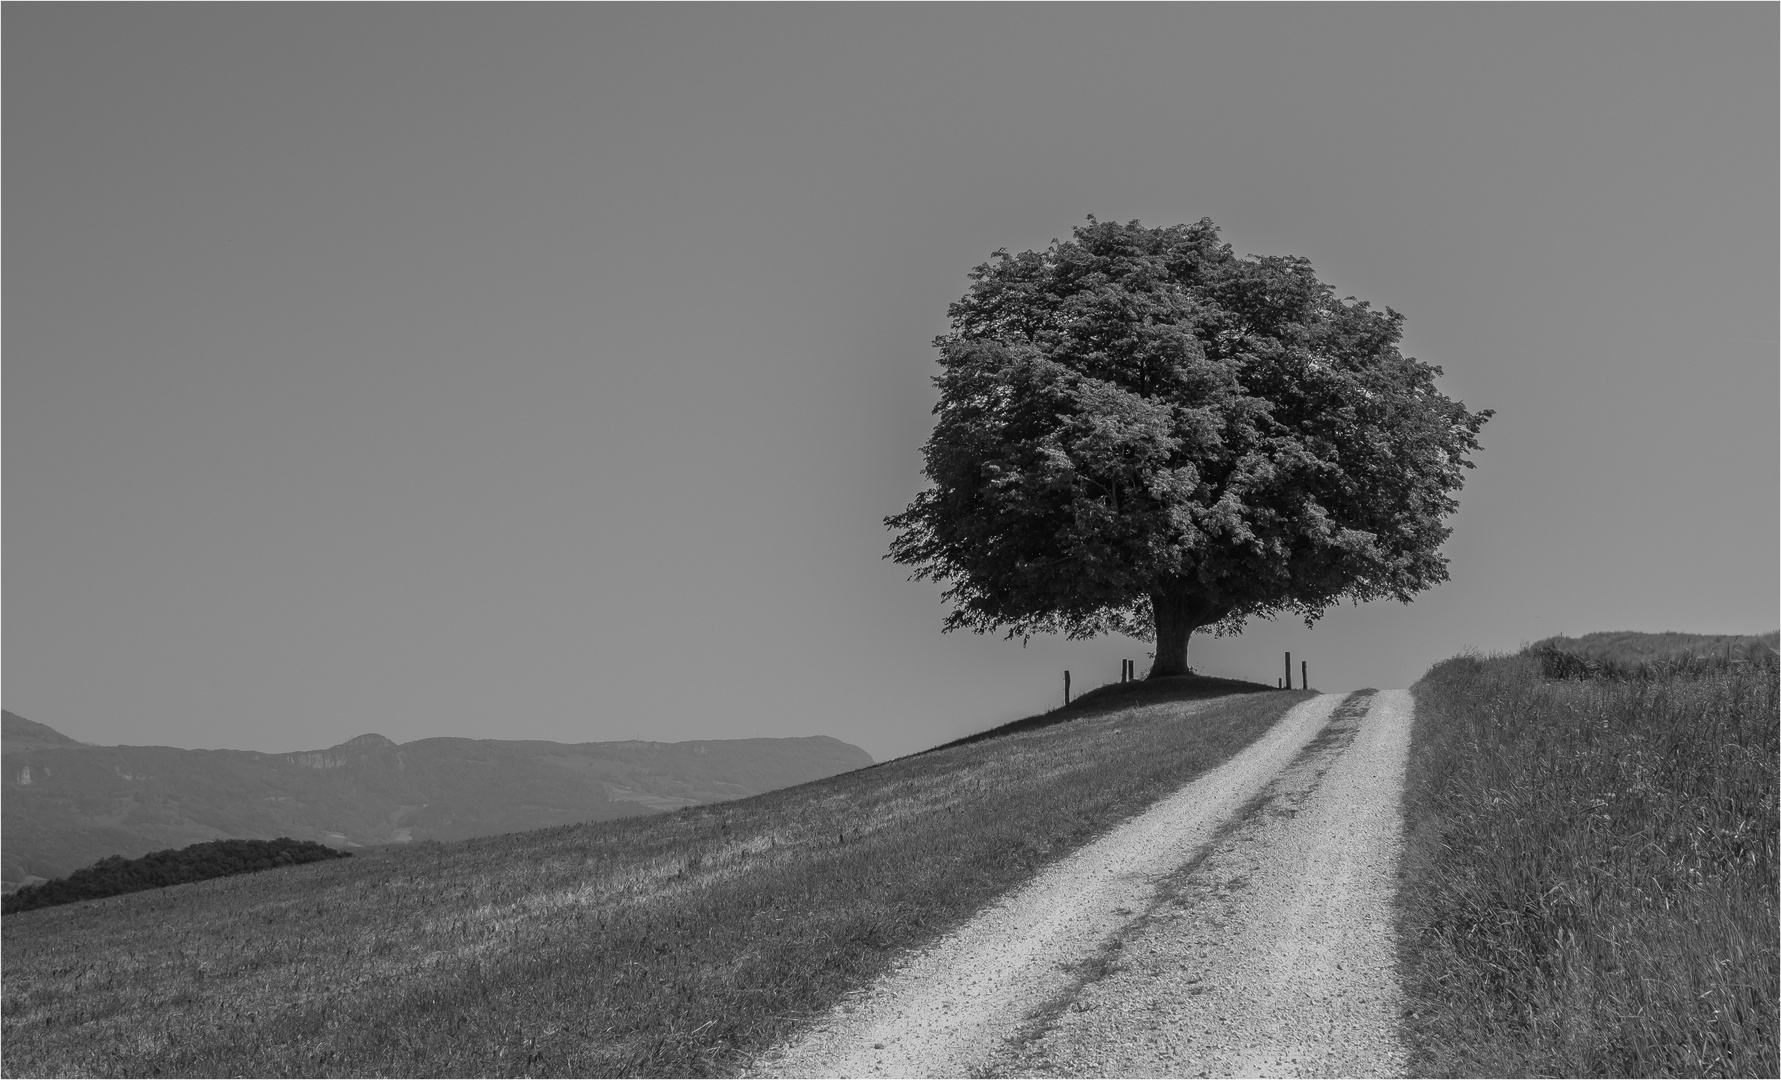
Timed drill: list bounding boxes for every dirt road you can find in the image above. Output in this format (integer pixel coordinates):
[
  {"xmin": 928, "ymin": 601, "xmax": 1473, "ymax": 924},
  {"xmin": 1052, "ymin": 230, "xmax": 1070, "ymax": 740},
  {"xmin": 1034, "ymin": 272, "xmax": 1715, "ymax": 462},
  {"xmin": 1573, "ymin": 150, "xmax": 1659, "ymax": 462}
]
[{"xmin": 755, "ymin": 689, "xmax": 1414, "ymax": 1079}]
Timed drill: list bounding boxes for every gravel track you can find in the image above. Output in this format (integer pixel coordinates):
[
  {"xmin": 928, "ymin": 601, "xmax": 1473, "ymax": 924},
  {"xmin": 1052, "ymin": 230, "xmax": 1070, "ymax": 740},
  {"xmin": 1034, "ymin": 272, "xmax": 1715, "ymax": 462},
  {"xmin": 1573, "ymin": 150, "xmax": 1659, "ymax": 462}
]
[
  {"xmin": 987, "ymin": 687, "xmax": 1414, "ymax": 1078},
  {"xmin": 754, "ymin": 692, "xmax": 1349, "ymax": 1079}
]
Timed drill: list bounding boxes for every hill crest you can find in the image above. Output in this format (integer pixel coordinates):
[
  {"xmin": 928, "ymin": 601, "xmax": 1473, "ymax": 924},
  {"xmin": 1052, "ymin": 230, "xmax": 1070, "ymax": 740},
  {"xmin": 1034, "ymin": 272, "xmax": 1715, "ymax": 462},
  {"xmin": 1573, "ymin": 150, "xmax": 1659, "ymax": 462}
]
[{"xmin": 2, "ymin": 711, "xmax": 87, "ymax": 750}]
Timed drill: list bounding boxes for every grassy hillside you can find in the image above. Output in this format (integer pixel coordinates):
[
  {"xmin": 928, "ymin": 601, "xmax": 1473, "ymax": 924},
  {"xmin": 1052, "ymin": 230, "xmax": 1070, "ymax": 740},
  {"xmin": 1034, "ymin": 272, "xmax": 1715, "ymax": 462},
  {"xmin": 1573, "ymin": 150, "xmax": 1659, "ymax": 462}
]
[
  {"xmin": 1529, "ymin": 629, "xmax": 1780, "ymax": 664},
  {"xmin": 1398, "ymin": 644, "xmax": 1778, "ymax": 1076},
  {"xmin": 2, "ymin": 710, "xmax": 872, "ymax": 887},
  {"xmin": 1526, "ymin": 630, "xmax": 1780, "ymax": 681},
  {"xmin": 2, "ymin": 677, "xmax": 1300, "ymax": 1078}
]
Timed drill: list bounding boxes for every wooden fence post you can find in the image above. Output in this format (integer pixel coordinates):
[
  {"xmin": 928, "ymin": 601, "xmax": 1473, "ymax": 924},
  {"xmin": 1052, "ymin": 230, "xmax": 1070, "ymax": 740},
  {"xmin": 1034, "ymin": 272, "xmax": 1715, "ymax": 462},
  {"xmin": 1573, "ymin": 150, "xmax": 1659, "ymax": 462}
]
[
  {"xmin": 1285, "ymin": 652, "xmax": 1292, "ymax": 691},
  {"xmin": 1065, "ymin": 669, "xmax": 1071, "ymax": 705},
  {"xmin": 1302, "ymin": 660, "xmax": 1308, "ymax": 691}
]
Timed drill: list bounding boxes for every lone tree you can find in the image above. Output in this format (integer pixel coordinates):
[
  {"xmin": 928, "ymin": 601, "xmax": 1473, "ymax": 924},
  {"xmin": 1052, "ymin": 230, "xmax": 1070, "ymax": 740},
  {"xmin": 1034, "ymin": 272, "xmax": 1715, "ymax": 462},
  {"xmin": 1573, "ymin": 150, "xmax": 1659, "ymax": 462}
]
[{"xmin": 887, "ymin": 217, "xmax": 1491, "ymax": 677}]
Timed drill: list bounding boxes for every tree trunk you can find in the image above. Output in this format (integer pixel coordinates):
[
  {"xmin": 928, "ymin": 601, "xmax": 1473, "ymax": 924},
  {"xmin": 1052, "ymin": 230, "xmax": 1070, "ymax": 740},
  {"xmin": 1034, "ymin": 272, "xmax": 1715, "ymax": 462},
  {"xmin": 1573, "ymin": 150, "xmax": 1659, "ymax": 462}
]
[{"xmin": 1147, "ymin": 589, "xmax": 1227, "ymax": 678}]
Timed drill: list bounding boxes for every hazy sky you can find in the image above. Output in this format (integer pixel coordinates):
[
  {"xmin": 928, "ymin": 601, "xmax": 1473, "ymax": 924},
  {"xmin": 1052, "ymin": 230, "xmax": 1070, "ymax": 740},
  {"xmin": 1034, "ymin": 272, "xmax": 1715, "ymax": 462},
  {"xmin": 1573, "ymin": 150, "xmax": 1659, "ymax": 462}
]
[{"xmin": 6, "ymin": 5, "xmax": 1776, "ymax": 761}]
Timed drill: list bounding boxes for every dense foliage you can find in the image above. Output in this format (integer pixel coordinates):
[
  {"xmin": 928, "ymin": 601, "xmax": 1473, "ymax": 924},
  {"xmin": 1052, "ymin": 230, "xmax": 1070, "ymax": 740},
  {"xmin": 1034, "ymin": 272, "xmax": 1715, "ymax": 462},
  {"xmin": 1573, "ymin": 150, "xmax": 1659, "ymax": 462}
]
[
  {"xmin": 3, "ymin": 837, "xmax": 349, "ymax": 914},
  {"xmin": 888, "ymin": 217, "xmax": 1490, "ymax": 675},
  {"xmin": 1400, "ymin": 643, "xmax": 1778, "ymax": 1076}
]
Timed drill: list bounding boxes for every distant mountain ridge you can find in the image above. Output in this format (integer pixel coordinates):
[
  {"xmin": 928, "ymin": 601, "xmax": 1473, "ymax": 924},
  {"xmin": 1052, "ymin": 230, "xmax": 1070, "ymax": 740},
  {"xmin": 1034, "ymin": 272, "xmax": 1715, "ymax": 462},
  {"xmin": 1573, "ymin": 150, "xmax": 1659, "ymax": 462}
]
[
  {"xmin": 1, "ymin": 711, "xmax": 873, "ymax": 888},
  {"xmin": 3, "ymin": 714, "xmax": 87, "ymax": 750}
]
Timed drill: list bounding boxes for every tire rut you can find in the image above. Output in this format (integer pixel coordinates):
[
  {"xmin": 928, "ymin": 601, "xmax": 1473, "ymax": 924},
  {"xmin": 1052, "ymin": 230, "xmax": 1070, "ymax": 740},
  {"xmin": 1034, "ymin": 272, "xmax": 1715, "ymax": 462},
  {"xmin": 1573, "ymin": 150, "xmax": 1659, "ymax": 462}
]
[
  {"xmin": 986, "ymin": 688, "xmax": 1414, "ymax": 1078},
  {"xmin": 751, "ymin": 692, "xmax": 1358, "ymax": 1079}
]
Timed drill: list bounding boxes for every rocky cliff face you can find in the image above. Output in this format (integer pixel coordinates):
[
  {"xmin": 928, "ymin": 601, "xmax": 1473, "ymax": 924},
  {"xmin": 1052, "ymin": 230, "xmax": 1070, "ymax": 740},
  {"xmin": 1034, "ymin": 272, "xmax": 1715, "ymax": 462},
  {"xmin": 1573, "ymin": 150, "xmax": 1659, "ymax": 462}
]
[{"xmin": 1, "ymin": 711, "xmax": 873, "ymax": 888}]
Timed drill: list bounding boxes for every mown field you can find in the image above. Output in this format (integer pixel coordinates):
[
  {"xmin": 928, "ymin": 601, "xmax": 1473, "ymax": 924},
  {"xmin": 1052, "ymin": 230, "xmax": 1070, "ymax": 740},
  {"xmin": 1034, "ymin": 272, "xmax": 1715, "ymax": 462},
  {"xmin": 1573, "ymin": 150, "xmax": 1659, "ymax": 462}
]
[
  {"xmin": 2, "ymin": 676, "xmax": 1304, "ymax": 1078},
  {"xmin": 1399, "ymin": 633, "xmax": 1779, "ymax": 1077}
]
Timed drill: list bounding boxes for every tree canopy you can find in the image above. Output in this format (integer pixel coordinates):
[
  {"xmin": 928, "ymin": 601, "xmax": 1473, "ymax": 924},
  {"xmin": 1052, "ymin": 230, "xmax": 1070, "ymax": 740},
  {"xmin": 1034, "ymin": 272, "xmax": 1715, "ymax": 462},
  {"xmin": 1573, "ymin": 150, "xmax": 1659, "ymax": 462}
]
[{"xmin": 886, "ymin": 217, "xmax": 1491, "ymax": 676}]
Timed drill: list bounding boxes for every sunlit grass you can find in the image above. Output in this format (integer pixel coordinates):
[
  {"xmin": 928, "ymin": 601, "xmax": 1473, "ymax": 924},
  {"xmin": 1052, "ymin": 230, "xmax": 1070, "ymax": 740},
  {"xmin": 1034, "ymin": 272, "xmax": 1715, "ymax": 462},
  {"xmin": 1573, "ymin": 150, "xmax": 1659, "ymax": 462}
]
[
  {"xmin": 1399, "ymin": 649, "xmax": 1779, "ymax": 1077},
  {"xmin": 2, "ymin": 677, "xmax": 1299, "ymax": 1078}
]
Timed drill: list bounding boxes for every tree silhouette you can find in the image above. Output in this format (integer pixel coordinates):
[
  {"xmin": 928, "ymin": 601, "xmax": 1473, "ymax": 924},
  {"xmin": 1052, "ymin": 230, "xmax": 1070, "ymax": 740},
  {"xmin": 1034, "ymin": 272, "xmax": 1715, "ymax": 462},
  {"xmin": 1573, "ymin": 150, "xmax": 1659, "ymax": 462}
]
[{"xmin": 888, "ymin": 217, "xmax": 1491, "ymax": 676}]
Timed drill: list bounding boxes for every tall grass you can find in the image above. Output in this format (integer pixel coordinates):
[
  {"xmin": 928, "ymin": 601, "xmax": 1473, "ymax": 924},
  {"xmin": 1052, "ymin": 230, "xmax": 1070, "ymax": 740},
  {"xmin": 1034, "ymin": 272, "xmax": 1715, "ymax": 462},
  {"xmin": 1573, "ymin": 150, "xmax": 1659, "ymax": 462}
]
[
  {"xmin": 2, "ymin": 678, "xmax": 1300, "ymax": 1078},
  {"xmin": 1399, "ymin": 648, "xmax": 1779, "ymax": 1077},
  {"xmin": 1527, "ymin": 630, "xmax": 1779, "ymax": 681}
]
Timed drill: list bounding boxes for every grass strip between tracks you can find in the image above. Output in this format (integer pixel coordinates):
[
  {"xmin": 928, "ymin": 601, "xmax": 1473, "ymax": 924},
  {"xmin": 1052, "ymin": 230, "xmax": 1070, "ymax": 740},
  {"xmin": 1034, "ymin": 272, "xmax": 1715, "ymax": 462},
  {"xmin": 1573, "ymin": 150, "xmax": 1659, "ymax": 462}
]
[
  {"xmin": 1399, "ymin": 650, "xmax": 1778, "ymax": 1077},
  {"xmin": 3, "ymin": 677, "xmax": 1304, "ymax": 1078}
]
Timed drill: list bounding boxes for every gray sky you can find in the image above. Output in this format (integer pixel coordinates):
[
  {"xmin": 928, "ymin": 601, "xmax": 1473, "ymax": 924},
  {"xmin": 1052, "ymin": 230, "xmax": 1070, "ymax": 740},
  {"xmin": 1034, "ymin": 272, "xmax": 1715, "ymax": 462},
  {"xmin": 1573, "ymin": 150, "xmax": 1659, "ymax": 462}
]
[{"xmin": 6, "ymin": 5, "xmax": 1776, "ymax": 761}]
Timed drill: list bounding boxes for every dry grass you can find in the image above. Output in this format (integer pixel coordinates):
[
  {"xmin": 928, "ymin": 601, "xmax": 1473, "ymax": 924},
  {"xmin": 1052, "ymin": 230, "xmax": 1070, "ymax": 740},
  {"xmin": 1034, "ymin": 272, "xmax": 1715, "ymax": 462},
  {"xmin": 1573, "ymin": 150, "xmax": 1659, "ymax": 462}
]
[
  {"xmin": 2, "ymin": 677, "xmax": 1299, "ymax": 1078},
  {"xmin": 1528, "ymin": 630, "xmax": 1780, "ymax": 682},
  {"xmin": 1530, "ymin": 630, "xmax": 1780, "ymax": 664},
  {"xmin": 1398, "ymin": 650, "xmax": 1779, "ymax": 1077}
]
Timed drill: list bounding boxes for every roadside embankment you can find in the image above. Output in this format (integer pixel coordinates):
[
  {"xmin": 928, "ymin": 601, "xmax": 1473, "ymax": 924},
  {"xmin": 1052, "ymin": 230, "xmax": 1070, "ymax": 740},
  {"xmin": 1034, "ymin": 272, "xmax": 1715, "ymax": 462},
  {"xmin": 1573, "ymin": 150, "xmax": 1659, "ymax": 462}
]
[{"xmin": 1398, "ymin": 649, "xmax": 1778, "ymax": 1077}]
